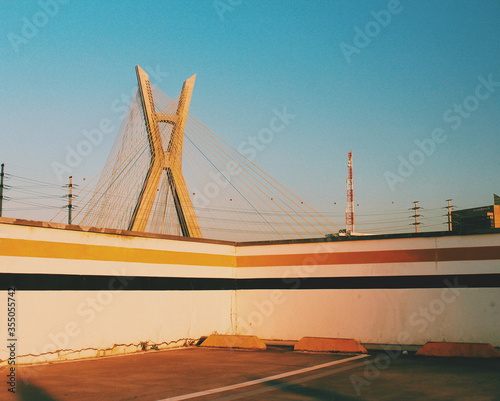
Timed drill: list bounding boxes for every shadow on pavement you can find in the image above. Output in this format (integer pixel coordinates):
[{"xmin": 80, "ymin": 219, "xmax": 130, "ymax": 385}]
[
  {"xmin": 261, "ymin": 378, "xmax": 361, "ymax": 400},
  {"xmin": 17, "ymin": 380, "xmax": 60, "ymax": 401}
]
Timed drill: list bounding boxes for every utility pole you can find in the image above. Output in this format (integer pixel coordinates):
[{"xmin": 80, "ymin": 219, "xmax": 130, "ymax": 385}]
[
  {"xmin": 445, "ymin": 199, "xmax": 454, "ymax": 231},
  {"xmin": 67, "ymin": 176, "xmax": 73, "ymax": 224},
  {"xmin": 411, "ymin": 201, "xmax": 421, "ymax": 233},
  {"xmin": 0, "ymin": 164, "xmax": 4, "ymax": 217},
  {"xmin": 345, "ymin": 151, "xmax": 354, "ymax": 235}
]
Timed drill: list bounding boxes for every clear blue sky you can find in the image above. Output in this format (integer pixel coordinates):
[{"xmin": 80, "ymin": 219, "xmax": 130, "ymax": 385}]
[{"xmin": 1, "ymin": 0, "xmax": 499, "ymax": 231}]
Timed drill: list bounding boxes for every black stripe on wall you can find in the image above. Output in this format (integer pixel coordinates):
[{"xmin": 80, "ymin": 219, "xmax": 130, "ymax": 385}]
[
  {"xmin": 1, "ymin": 273, "xmax": 499, "ymax": 291},
  {"xmin": 0, "ymin": 273, "xmax": 234, "ymax": 291},
  {"xmin": 236, "ymin": 274, "xmax": 500, "ymax": 290}
]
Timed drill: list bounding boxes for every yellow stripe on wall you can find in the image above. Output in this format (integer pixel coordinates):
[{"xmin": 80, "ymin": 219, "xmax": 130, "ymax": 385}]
[{"xmin": 0, "ymin": 238, "xmax": 235, "ymax": 267}]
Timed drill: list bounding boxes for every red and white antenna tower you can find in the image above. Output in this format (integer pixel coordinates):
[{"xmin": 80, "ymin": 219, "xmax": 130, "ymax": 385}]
[{"xmin": 346, "ymin": 150, "xmax": 354, "ymax": 234}]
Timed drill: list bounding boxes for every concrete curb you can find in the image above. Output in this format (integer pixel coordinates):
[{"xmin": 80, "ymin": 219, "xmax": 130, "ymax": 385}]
[
  {"xmin": 416, "ymin": 342, "xmax": 500, "ymax": 358},
  {"xmin": 294, "ymin": 337, "xmax": 368, "ymax": 353},
  {"xmin": 199, "ymin": 335, "xmax": 267, "ymax": 350}
]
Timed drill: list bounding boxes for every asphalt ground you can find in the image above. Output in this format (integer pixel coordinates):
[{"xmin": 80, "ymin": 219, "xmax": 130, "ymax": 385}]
[{"xmin": 3, "ymin": 346, "xmax": 500, "ymax": 401}]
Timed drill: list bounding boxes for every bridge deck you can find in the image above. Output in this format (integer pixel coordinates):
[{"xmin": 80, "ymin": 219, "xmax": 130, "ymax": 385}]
[{"xmin": 9, "ymin": 346, "xmax": 500, "ymax": 400}]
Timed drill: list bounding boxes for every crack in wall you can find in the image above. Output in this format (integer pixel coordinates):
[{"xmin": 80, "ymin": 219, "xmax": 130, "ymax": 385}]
[{"xmin": 0, "ymin": 337, "xmax": 199, "ymax": 367}]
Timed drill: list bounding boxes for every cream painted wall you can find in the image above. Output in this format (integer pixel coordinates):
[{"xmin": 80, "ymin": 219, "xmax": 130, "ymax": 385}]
[
  {"xmin": 233, "ymin": 234, "xmax": 500, "ymax": 346},
  {"xmin": 0, "ymin": 291, "xmax": 234, "ymax": 364},
  {"xmin": 234, "ymin": 288, "xmax": 499, "ymax": 346}
]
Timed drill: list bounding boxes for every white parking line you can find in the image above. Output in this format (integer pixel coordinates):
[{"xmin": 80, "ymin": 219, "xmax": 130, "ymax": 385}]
[{"xmin": 159, "ymin": 354, "xmax": 369, "ymax": 401}]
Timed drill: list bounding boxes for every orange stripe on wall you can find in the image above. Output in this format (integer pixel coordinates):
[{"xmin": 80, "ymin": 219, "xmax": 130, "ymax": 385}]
[{"xmin": 236, "ymin": 246, "xmax": 500, "ymax": 267}]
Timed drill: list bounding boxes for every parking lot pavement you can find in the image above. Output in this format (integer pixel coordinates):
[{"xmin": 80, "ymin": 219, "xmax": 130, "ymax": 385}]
[{"xmin": 4, "ymin": 346, "xmax": 500, "ymax": 400}]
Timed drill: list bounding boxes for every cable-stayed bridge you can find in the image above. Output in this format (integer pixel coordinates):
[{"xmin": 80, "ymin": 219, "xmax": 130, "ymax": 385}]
[{"xmin": 72, "ymin": 66, "xmax": 337, "ymax": 242}]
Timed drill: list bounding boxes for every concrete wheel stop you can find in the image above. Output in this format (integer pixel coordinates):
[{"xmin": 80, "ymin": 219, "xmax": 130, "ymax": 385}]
[
  {"xmin": 416, "ymin": 342, "xmax": 500, "ymax": 358},
  {"xmin": 294, "ymin": 337, "xmax": 368, "ymax": 353},
  {"xmin": 199, "ymin": 334, "xmax": 267, "ymax": 350}
]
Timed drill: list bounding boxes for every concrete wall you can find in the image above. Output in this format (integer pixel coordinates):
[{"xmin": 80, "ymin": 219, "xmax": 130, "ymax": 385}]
[
  {"xmin": 0, "ymin": 218, "xmax": 499, "ymax": 365},
  {"xmin": 0, "ymin": 219, "xmax": 236, "ymax": 365},
  {"xmin": 234, "ymin": 235, "xmax": 500, "ymax": 346}
]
